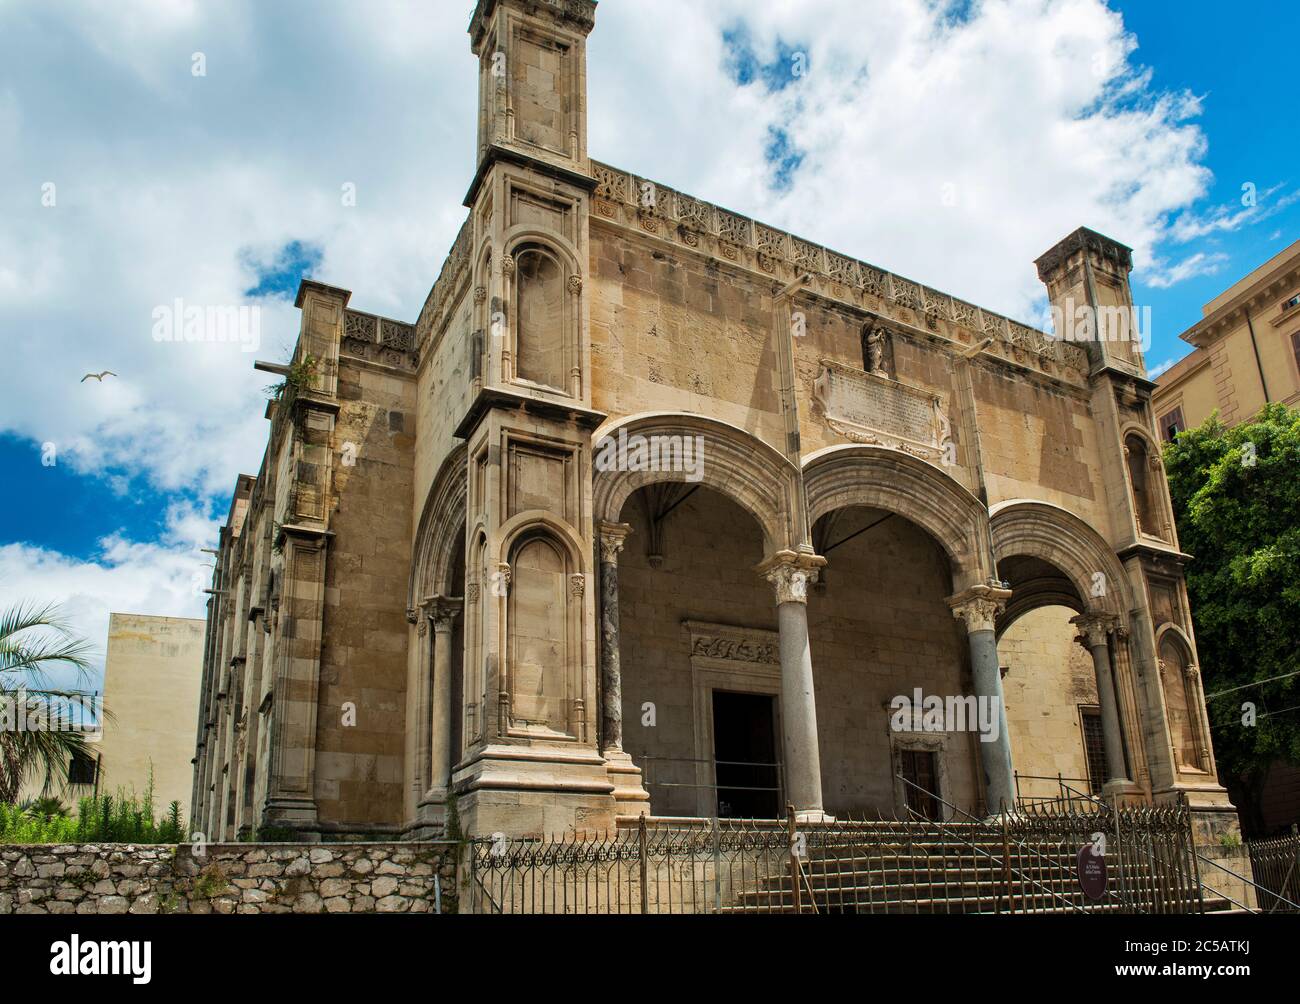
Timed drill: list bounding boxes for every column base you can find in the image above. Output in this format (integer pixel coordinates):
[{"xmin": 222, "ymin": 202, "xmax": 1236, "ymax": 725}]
[
  {"xmin": 260, "ymin": 796, "xmax": 321, "ymax": 841},
  {"xmin": 793, "ymin": 809, "xmax": 835, "ymax": 824},
  {"xmin": 602, "ymin": 749, "xmax": 651, "ymax": 818},
  {"xmin": 451, "ymin": 743, "xmax": 619, "ymax": 837},
  {"xmin": 1101, "ymin": 778, "xmax": 1144, "ymax": 808}
]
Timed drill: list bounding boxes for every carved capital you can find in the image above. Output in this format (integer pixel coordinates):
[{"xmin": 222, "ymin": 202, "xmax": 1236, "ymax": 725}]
[
  {"xmin": 597, "ymin": 521, "xmax": 633, "ymax": 565},
  {"xmin": 500, "ymin": 254, "xmax": 515, "ymax": 278},
  {"xmin": 423, "ymin": 595, "xmax": 463, "ymax": 634},
  {"xmin": 947, "ymin": 585, "xmax": 1012, "ymax": 633},
  {"xmin": 567, "ymin": 274, "xmax": 583, "ymax": 296},
  {"xmin": 1070, "ymin": 612, "xmax": 1118, "ymax": 652},
  {"xmin": 569, "ymin": 574, "xmax": 586, "ymax": 597},
  {"xmin": 756, "ymin": 550, "xmax": 827, "ymax": 606},
  {"xmin": 474, "ymin": 286, "xmax": 488, "ymax": 305}
]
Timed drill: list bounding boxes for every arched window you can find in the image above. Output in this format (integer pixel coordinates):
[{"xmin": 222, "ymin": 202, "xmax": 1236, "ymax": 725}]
[
  {"xmin": 1158, "ymin": 636, "xmax": 1200, "ymax": 771},
  {"xmin": 507, "ymin": 533, "xmax": 571, "ymax": 736},
  {"xmin": 515, "ymin": 246, "xmax": 567, "ymax": 391}
]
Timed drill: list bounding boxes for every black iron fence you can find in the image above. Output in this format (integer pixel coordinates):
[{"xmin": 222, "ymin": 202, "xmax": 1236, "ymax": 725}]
[
  {"xmin": 464, "ymin": 795, "xmax": 1204, "ymax": 915},
  {"xmin": 1246, "ymin": 830, "xmax": 1300, "ymax": 913}
]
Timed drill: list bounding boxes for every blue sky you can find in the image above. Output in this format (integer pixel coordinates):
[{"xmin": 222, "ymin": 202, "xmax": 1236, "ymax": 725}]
[{"xmin": 0, "ymin": 0, "xmax": 1294, "ymax": 687}]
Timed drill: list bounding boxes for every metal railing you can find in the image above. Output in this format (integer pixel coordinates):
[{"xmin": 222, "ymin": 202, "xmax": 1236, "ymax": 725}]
[
  {"xmin": 1246, "ymin": 829, "xmax": 1300, "ymax": 913},
  {"xmin": 464, "ymin": 788, "xmax": 1204, "ymax": 915}
]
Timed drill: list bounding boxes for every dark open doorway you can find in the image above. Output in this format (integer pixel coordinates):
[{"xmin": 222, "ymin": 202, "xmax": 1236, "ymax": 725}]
[{"xmin": 711, "ymin": 690, "xmax": 780, "ymax": 819}]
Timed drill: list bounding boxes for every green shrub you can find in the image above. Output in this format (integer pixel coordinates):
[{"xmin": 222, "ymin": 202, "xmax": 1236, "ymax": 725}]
[{"xmin": 0, "ymin": 788, "xmax": 186, "ymax": 845}]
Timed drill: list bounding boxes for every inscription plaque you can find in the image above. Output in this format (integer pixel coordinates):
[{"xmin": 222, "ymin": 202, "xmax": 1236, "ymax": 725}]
[{"xmin": 812, "ymin": 359, "xmax": 951, "ymax": 460}]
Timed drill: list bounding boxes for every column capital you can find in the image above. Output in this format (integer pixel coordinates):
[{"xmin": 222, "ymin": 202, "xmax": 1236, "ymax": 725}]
[
  {"xmin": 422, "ymin": 595, "xmax": 464, "ymax": 634},
  {"xmin": 597, "ymin": 521, "xmax": 633, "ymax": 564},
  {"xmin": 1071, "ymin": 611, "xmax": 1119, "ymax": 651},
  {"xmin": 756, "ymin": 550, "xmax": 827, "ymax": 606},
  {"xmin": 947, "ymin": 584, "xmax": 1012, "ymax": 633}
]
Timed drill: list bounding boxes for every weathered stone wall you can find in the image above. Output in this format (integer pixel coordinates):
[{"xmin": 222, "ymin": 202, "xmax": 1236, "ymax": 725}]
[
  {"xmin": 0, "ymin": 842, "xmax": 458, "ymax": 916},
  {"xmin": 1000, "ymin": 605, "xmax": 1100, "ymax": 794}
]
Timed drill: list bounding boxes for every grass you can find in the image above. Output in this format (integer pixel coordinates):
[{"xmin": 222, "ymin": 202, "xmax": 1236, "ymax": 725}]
[{"xmin": 0, "ymin": 784, "xmax": 186, "ymax": 845}]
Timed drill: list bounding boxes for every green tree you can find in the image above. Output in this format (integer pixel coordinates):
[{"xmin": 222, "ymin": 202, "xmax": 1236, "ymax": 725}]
[
  {"xmin": 0, "ymin": 603, "xmax": 98, "ymax": 804},
  {"xmin": 1163, "ymin": 403, "xmax": 1300, "ymax": 835}
]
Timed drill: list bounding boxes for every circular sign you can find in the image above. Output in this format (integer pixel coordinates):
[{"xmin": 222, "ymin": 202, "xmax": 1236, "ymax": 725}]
[{"xmin": 1077, "ymin": 843, "xmax": 1107, "ymax": 901}]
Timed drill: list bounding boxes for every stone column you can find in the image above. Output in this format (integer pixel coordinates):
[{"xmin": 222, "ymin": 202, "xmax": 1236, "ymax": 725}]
[
  {"xmin": 427, "ymin": 597, "xmax": 462, "ymax": 802},
  {"xmin": 758, "ymin": 550, "xmax": 829, "ymax": 822},
  {"xmin": 1072, "ymin": 613, "xmax": 1131, "ymax": 786},
  {"xmin": 597, "ymin": 523, "xmax": 633, "ymax": 752},
  {"xmin": 948, "ymin": 585, "xmax": 1015, "ymax": 816}
]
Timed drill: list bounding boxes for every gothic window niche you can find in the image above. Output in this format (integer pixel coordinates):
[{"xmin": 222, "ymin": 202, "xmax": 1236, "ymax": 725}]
[
  {"xmin": 1158, "ymin": 634, "xmax": 1205, "ymax": 773},
  {"xmin": 512, "ymin": 243, "xmax": 574, "ymax": 394},
  {"xmin": 1124, "ymin": 433, "xmax": 1165, "ymax": 539},
  {"xmin": 505, "ymin": 529, "xmax": 583, "ymax": 740}
]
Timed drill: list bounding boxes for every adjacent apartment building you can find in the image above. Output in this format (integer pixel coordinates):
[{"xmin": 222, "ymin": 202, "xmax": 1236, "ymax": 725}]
[{"xmin": 1153, "ymin": 240, "xmax": 1300, "ymax": 441}]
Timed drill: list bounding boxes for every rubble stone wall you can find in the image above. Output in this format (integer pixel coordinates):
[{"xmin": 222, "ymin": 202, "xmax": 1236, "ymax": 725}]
[{"xmin": 0, "ymin": 841, "xmax": 458, "ymax": 915}]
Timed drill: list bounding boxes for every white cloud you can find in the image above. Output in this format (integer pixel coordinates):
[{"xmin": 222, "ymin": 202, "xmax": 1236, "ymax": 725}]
[
  {"xmin": 1143, "ymin": 251, "xmax": 1230, "ymax": 289},
  {"xmin": 1147, "ymin": 357, "xmax": 1177, "ymax": 379},
  {"xmin": 0, "ymin": 503, "xmax": 218, "ymax": 692}
]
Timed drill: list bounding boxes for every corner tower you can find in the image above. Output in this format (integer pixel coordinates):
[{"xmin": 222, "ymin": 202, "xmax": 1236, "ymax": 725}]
[{"xmin": 447, "ymin": 0, "xmax": 641, "ymax": 836}]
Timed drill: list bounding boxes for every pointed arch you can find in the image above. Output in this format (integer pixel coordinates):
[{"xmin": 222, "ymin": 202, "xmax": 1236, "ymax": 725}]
[{"xmin": 409, "ymin": 444, "xmax": 468, "ymax": 612}]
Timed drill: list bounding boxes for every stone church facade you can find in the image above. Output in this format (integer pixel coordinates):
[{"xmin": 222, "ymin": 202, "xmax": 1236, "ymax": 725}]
[{"xmin": 191, "ymin": 0, "xmax": 1236, "ymax": 844}]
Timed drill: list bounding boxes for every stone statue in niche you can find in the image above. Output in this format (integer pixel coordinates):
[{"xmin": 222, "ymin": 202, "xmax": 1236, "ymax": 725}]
[{"xmin": 862, "ymin": 322, "xmax": 892, "ymax": 379}]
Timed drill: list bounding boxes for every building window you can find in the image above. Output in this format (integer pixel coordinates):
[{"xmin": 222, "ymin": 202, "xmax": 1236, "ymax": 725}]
[
  {"xmin": 899, "ymin": 749, "xmax": 942, "ymax": 821},
  {"xmin": 1080, "ymin": 708, "xmax": 1107, "ymax": 795},
  {"xmin": 1283, "ymin": 293, "xmax": 1300, "ymax": 312},
  {"xmin": 68, "ymin": 751, "xmax": 97, "ymax": 787},
  {"xmin": 1158, "ymin": 406, "xmax": 1185, "ymax": 443},
  {"xmin": 1292, "ymin": 331, "xmax": 1300, "ymax": 376}
]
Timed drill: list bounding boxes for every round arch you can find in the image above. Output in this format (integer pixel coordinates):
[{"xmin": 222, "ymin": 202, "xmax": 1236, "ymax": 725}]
[
  {"xmin": 592, "ymin": 412, "xmax": 799, "ymax": 552},
  {"xmin": 408, "ymin": 444, "xmax": 468, "ymax": 611},
  {"xmin": 989, "ymin": 500, "xmax": 1132, "ymax": 625},
  {"xmin": 802, "ymin": 444, "xmax": 993, "ymax": 589}
]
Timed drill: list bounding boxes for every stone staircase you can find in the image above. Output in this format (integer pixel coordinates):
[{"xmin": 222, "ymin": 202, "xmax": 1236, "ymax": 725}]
[{"xmin": 714, "ymin": 821, "xmax": 1227, "ymax": 915}]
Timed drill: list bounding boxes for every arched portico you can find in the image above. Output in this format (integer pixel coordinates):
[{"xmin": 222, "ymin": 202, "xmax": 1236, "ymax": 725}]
[
  {"xmin": 804, "ymin": 445, "xmax": 1013, "ymax": 814},
  {"xmin": 990, "ymin": 500, "xmax": 1140, "ymax": 798}
]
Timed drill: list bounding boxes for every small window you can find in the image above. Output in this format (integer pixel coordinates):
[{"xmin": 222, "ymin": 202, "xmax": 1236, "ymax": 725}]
[
  {"xmin": 900, "ymin": 749, "xmax": 942, "ymax": 821},
  {"xmin": 1080, "ymin": 708, "xmax": 1107, "ymax": 795},
  {"xmin": 68, "ymin": 751, "xmax": 97, "ymax": 787},
  {"xmin": 1283, "ymin": 293, "xmax": 1300, "ymax": 312},
  {"xmin": 1159, "ymin": 406, "xmax": 1185, "ymax": 443},
  {"xmin": 1292, "ymin": 331, "xmax": 1300, "ymax": 375}
]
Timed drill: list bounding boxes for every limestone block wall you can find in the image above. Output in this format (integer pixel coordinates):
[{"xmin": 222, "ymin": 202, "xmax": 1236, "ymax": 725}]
[
  {"xmin": 0, "ymin": 842, "xmax": 458, "ymax": 916},
  {"xmin": 314, "ymin": 356, "xmax": 418, "ymax": 829}
]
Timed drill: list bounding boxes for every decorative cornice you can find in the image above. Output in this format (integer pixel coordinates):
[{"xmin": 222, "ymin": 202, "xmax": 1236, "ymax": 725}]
[
  {"xmin": 589, "ymin": 160, "xmax": 1090, "ymax": 383},
  {"xmin": 1034, "ymin": 226, "xmax": 1134, "ymax": 283},
  {"xmin": 683, "ymin": 620, "xmax": 781, "ymax": 666}
]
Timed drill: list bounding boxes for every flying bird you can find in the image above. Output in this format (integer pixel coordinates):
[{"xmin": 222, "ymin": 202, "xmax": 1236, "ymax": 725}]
[{"xmin": 80, "ymin": 371, "xmax": 117, "ymax": 383}]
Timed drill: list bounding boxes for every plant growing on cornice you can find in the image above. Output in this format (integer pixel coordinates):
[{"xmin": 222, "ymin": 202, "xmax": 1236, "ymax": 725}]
[{"xmin": 265, "ymin": 353, "xmax": 319, "ymax": 401}]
